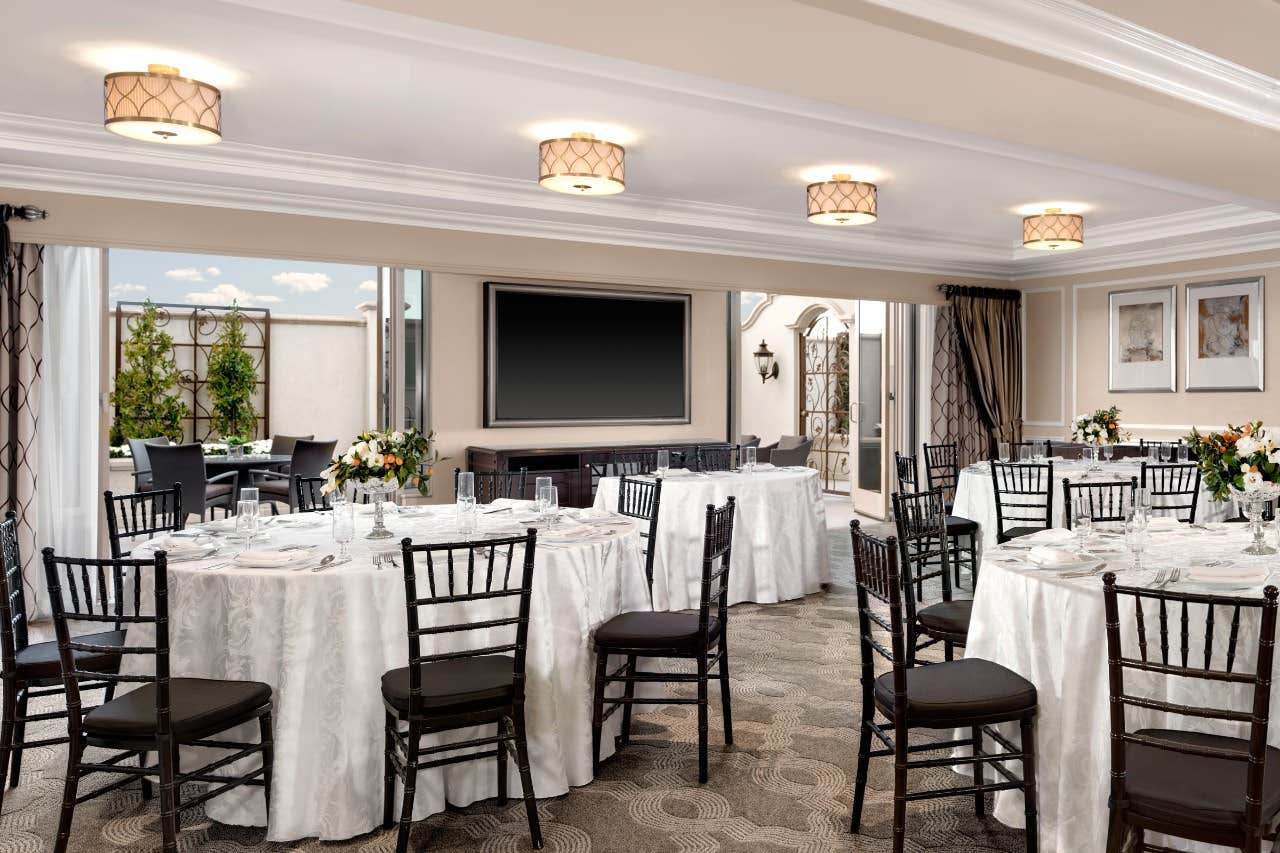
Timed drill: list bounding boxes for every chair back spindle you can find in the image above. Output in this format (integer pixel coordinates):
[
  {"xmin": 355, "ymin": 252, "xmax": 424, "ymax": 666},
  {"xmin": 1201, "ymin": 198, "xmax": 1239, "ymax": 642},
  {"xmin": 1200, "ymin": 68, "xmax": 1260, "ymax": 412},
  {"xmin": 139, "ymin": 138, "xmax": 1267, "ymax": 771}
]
[
  {"xmin": 617, "ymin": 477, "xmax": 663, "ymax": 597},
  {"xmin": 1141, "ymin": 462, "xmax": 1202, "ymax": 523},
  {"xmin": 990, "ymin": 461, "xmax": 1055, "ymax": 543},
  {"xmin": 921, "ymin": 443, "xmax": 960, "ymax": 504},
  {"xmin": 1062, "ymin": 477, "xmax": 1137, "ymax": 529},
  {"xmin": 104, "ymin": 486, "xmax": 185, "ymax": 559}
]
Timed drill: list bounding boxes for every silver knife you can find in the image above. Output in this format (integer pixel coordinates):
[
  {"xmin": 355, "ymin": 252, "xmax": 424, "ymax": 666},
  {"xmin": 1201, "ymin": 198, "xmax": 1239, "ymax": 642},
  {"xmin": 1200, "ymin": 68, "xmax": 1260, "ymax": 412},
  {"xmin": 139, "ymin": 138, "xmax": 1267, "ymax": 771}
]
[{"xmin": 312, "ymin": 556, "xmax": 350, "ymax": 573}]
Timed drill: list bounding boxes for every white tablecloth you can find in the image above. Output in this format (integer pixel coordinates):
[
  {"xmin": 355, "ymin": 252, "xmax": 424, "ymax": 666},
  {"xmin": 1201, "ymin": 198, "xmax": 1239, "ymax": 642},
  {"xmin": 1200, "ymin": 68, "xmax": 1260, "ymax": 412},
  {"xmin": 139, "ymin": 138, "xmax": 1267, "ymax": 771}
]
[
  {"xmin": 953, "ymin": 458, "xmax": 1232, "ymax": 549},
  {"xmin": 124, "ymin": 499, "xmax": 649, "ymax": 841},
  {"xmin": 966, "ymin": 523, "xmax": 1280, "ymax": 852},
  {"xmin": 593, "ymin": 466, "xmax": 831, "ymax": 611}
]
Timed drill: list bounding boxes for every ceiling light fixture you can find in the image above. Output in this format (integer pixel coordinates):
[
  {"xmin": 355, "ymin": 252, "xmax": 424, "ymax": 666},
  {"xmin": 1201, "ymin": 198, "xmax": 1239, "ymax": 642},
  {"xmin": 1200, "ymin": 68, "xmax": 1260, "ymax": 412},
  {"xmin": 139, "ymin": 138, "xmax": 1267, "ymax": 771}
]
[
  {"xmin": 1022, "ymin": 207, "xmax": 1084, "ymax": 251},
  {"xmin": 806, "ymin": 174, "xmax": 877, "ymax": 226},
  {"xmin": 538, "ymin": 132, "xmax": 625, "ymax": 195},
  {"xmin": 104, "ymin": 64, "xmax": 221, "ymax": 145}
]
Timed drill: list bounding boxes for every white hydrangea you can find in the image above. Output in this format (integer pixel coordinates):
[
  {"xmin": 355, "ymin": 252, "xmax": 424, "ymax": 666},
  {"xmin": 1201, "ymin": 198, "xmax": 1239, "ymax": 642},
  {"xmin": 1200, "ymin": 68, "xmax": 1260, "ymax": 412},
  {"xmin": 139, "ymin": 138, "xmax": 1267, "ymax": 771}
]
[{"xmin": 1236, "ymin": 435, "xmax": 1261, "ymax": 456}]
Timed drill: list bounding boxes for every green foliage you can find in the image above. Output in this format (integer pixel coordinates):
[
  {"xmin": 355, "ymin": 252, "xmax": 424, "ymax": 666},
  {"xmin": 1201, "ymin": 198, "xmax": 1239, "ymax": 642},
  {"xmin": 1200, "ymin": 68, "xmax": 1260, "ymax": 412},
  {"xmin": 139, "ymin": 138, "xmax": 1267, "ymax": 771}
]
[
  {"xmin": 322, "ymin": 429, "xmax": 442, "ymax": 496},
  {"xmin": 109, "ymin": 300, "xmax": 188, "ymax": 444},
  {"xmin": 1187, "ymin": 422, "xmax": 1279, "ymax": 501},
  {"xmin": 207, "ymin": 306, "xmax": 259, "ymax": 440}
]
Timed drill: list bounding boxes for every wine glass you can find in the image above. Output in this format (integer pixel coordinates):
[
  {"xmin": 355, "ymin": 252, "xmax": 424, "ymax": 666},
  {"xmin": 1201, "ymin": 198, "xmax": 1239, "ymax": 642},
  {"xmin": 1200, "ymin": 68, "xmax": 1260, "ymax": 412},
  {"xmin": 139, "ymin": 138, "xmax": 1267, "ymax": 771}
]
[
  {"xmin": 456, "ymin": 495, "xmax": 478, "ymax": 538},
  {"xmin": 535, "ymin": 479, "xmax": 552, "ymax": 520},
  {"xmin": 997, "ymin": 442, "xmax": 1011, "ymax": 462},
  {"xmin": 656, "ymin": 449, "xmax": 671, "ymax": 478},
  {"xmin": 545, "ymin": 486, "xmax": 559, "ymax": 528},
  {"xmin": 235, "ymin": 500, "xmax": 259, "ymax": 544},
  {"xmin": 1073, "ymin": 496, "xmax": 1094, "ymax": 554},
  {"xmin": 742, "ymin": 445, "xmax": 758, "ymax": 473},
  {"xmin": 332, "ymin": 499, "xmax": 354, "ymax": 560},
  {"xmin": 1102, "ymin": 443, "xmax": 1115, "ymax": 463},
  {"xmin": 1177, "ymin": 445, "xmax": 1189, "ymax": 463},
  {"xmin": 1018, "ymin": 444, "xmax": 1032, "ymax": 463},
  {"xmin": 1125, "ymin": 513, "xmax": 1149, "ymax": 570}
]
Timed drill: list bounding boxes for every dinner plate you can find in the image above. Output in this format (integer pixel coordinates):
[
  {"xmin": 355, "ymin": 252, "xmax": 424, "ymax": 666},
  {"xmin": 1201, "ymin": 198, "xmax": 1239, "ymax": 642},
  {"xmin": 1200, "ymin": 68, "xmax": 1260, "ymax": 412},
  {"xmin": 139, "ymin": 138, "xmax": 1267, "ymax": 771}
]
[{"xmin": 1027, "ymin": 551, "xmax": 1103, "ymax": 572}]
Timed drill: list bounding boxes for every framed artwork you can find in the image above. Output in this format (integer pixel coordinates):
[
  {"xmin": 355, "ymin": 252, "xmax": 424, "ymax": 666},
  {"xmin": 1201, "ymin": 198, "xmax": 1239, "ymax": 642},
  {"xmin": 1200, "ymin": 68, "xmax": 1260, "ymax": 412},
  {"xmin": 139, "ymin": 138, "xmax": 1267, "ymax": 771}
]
[
  {"xmin": 1108, "ymin": 285, "xmax": 1175, "ymax": 392},
  {"xmin": 1184, "ymin": 277, "xmax": 1265, "ymax": 391}
]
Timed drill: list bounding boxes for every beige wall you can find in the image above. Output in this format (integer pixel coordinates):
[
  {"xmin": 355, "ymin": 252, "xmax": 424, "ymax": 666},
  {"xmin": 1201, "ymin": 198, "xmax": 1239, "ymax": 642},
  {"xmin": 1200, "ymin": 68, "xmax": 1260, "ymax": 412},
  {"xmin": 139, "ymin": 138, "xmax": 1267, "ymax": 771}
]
[{"xmin": 1020, "ymin": 248, "xmax": 1280, "ymax": 441}]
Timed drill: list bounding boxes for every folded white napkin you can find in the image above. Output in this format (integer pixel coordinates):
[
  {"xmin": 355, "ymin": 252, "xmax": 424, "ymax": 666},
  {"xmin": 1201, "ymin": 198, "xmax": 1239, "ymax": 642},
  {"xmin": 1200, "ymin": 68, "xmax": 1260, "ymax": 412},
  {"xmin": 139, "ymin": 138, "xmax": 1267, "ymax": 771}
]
[
  {"xmin": 753, "ymin": 462, "xmax": 776, "ymax": 470},
  {"xmin": 145, "ymin": 535, "xmax": 213, "ymax": 556},
  {"xmin": 1022, "ymin": 528, "xmax": 1075, "ymax": 545},
  {"xmin": 1028, "ymin": 545, "xmax": 1085, "ymax": 567},
  {"xmin": 657, "ymin": 468, "xmax": 695, "ymax": 478},
  {"xmin": 233, "ymin": 549, "xmax": 305, "ymax": 568},
  {"xmin": 1186, "ymin": 562, "xmax": 1267, "ymax": 583},
  {"xmin": 575, "ymin": 507, "xmax": 615, "ymax": 520},
  {"xmin": 1145, "ymin": 516, "xmax": 1183, "ymax": 532}
]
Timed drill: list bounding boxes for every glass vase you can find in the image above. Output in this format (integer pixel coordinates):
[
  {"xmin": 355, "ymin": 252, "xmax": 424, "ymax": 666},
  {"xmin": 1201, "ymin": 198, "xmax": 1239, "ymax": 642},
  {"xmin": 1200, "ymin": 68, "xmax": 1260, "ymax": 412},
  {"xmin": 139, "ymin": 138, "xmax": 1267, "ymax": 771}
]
[
  {"xmin": 1235, "ymin": 485, "xmax": 1280, "ymax": 556},
  {"xmin": 355, "ymin": 479, "xmax": 400, "ymax": 540}
]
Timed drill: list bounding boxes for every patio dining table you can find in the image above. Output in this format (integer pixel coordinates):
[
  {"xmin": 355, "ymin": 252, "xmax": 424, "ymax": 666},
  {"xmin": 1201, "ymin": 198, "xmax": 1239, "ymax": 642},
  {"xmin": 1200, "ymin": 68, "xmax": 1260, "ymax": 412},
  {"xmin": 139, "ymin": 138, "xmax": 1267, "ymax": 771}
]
[{"xmin": 203, "ymin": 453, "xmax": 291, "ymax": 502}]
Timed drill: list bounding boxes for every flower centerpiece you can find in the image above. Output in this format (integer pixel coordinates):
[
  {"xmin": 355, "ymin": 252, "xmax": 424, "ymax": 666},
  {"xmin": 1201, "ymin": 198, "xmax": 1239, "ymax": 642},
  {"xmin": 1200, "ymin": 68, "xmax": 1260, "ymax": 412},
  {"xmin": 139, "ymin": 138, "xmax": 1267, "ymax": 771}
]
[
  {"xmin": 1070, "ymin": 406, "xmax": 1126, "ymax": 446},
  {"xmin": 1187, "ymin": 421, "xmax": 1280, "ymax": 555},
  {"xmin": 322, "ymin": 428, "xmax": 441, "ymax": 539}
]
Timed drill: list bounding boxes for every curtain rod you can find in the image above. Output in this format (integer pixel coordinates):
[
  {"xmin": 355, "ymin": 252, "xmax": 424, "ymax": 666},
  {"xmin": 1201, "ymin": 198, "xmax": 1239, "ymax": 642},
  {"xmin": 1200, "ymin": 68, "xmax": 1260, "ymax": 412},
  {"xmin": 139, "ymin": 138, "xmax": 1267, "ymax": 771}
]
[
  {"xmin": 0, "ymin": 204, "xmax": 48, "ymax": 223},
  {"xmin": 938, "ymin": 283, "xmax": 1021, "ymax": 301}
]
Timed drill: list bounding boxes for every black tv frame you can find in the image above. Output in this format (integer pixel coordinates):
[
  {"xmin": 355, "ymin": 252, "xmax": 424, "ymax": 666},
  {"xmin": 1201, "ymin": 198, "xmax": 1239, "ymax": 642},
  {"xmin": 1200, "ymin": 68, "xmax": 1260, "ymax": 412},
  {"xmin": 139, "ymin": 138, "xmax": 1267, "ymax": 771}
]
[{"xmin": 483, "ymin": 282, "xmax": 692, "ymax": 428}]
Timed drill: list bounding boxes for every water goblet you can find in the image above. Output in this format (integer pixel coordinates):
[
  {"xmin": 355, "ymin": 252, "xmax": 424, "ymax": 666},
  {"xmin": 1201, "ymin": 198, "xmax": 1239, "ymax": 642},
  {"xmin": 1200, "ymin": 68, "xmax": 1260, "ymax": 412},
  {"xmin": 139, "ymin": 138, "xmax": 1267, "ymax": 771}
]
[
  {"xmin": 656, "ymin": 449, "xmax": 671, "ymax": 478},
  {"xmin": 1177, "ymin": 445, "xmax": 1189, "ymax": 463},
  {"xmin": 997, "ymin": 441, "xmax": 1011, "ymax": 462},
  {"xmin": 545, "ymin": 487, "xmax": 559, "ymax": 528},
  {"xmin": 1125, "ymin": 518, "xmax": 1149, "ymax": 570},
  {"xmin": 742, "ymin": 445, "xmax": 758, "ymax": 473},
  {"xmin": 1102, "ymin": 443, "xmax": 1115, "ymax": 463},
  {"xmin": 332, "ymin": 499, "xmax": 354, "ymax": 560},
  {"xmin": 456, "ymin": 471, "xmax": 475, "ymax": 501},
  {"xmin": 235, "ymin": 500, "xmax": 259, "ymax": 543},
  {"xmin": 1018, "ymin": 445, "xmax": 1032, "ymax": 463},
  {"xmin": 456, "ymin": 495, "xmax": 478, "ymax": 538}
]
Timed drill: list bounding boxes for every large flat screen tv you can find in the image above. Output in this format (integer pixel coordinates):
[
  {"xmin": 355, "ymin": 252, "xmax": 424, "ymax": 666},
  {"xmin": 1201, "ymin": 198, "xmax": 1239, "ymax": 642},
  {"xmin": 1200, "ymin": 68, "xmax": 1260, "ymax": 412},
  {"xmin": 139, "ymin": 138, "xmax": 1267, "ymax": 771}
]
[{"xmin": 484, "ymin": 283, "xmax": 691, "ymax": 427}]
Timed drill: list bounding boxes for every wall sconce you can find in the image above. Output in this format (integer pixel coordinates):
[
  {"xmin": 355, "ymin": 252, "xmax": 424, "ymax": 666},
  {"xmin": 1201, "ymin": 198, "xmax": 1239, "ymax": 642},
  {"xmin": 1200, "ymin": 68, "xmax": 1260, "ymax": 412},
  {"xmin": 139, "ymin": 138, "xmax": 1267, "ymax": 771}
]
[{"xmin": 754, "ymin": 340, "xmax": 779, "ymax": 383}]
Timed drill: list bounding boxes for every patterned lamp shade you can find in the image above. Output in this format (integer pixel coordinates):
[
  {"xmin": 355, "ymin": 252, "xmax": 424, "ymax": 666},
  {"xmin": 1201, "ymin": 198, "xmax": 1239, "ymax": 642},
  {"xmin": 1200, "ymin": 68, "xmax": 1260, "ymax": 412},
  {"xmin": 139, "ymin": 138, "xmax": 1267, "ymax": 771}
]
[
  {"xmin": 806, "ymin": 174, "xmax": 877, "ymax": 226},
  {"xmin": 538, "ymin": 132, "xmax": 625, "ymax": 195},
  {"xmin": 1022, "ymin": 209, "xmax": 1084, "ymax": 250},
  {"xmin": 104, "ymin": 64, "xmax": 221, "ymax": 145}
]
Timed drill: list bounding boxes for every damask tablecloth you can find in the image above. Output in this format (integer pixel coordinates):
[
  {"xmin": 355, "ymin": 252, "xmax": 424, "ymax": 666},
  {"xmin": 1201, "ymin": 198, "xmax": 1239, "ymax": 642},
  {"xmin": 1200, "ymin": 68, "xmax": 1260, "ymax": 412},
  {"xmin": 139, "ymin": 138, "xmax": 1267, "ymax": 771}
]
[
  {"xmin": 594, "ymin": 466, "xmax": 831, "ymax": 611},
  {"xmin": 965, "ymin": 523, "xmax": 1280, "ymax": 852},
  {"xmin": 124, "ymin": 500, "xmax": 649, "ymax": 841}
]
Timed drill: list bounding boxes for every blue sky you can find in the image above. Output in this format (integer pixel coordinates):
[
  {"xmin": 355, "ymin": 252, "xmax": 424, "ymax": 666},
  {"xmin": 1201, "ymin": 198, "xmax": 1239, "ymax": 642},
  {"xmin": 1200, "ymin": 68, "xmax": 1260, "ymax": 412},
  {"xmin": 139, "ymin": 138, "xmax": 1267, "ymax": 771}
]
[{"xmin": 109, "ymin": 250, "xmax": 379, "ymax": 317}]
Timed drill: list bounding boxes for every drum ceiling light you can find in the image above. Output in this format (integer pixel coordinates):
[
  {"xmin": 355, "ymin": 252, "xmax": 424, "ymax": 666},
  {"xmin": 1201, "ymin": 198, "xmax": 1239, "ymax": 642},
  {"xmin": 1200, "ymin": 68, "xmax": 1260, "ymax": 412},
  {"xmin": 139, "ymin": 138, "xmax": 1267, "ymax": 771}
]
[
  {"xmin": 1022, "ymin": 207, "xmax": 1084, "ymax": 251},
  {"xmin": 806, "ymin": 174, "xmax": 877, "ymax": 226},
  {"xmin": 538, "ymin": 132, "xmax": 625, "ymax": 195},
  {"xmin": 104, "ymin": 64, "xmax": 221, "ymax": 145}
]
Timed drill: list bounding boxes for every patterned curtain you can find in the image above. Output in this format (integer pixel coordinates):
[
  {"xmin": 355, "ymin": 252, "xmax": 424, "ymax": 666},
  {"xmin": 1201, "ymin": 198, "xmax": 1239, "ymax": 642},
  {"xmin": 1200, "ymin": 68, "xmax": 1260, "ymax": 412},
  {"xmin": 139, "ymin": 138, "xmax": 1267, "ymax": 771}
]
[
  {"xmin": 930, "ymin": 304, "xmax": 989, "ymax": 467},
  {"xmin": 0, "ymin": 236, "xmax": 43, "ymax": 612},
  {"xmin": 944, "ymin": 285, "xmax": 1023, "ymax": 455}
]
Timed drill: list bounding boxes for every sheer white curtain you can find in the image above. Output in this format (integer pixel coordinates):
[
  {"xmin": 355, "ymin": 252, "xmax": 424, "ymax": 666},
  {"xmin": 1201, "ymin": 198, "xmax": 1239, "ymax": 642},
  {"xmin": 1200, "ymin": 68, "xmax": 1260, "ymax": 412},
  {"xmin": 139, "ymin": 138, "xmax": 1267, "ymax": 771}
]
[{"xmin": 32, "ymin": 246, "xmax": 101, "ymax": 614}]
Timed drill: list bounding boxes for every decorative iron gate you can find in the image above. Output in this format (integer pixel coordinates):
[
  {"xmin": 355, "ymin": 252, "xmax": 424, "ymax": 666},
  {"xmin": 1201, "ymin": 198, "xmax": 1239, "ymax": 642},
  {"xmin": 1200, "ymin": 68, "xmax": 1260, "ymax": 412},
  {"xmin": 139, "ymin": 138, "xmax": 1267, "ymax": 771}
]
[
  {"xmin": 799, "ymin": 311, "xmax": 851, "ymax": 494},
  {"xmin": 114, "ymin": 302, "xmax": 271, "ymax": 442}
]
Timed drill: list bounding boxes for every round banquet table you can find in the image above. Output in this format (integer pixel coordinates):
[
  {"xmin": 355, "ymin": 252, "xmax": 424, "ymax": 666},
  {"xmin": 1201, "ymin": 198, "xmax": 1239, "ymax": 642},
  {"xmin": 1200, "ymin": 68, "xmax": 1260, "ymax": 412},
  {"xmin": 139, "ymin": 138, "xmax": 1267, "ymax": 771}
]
[
  {"xmin": 203, "ymin": 454, "xmax": 291, "ymax": 502},
  {"xmin": 593, "ymin": 465, "xmax": 832, "ymax": 612},
  {"xmin": 953, "ymin": 457, "xmax": 1232, "ymax": 549},
  {"xmin": 124, "ymin": 499, "xmax": 650, "ymax": 842},
  {"xmin": 965, "ymin": 521, "xmax": 1280, "ymax": 853}
]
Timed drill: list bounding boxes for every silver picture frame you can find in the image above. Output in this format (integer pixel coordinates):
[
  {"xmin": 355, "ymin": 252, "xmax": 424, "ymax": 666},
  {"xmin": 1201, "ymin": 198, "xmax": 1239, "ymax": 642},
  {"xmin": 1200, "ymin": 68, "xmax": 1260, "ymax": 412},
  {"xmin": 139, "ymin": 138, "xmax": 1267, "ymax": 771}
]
[
  {"xmin": 1108, "ymin": 284, "xmax": 1176, "ymax": 392},
  {"xmin": 1185, "ymin": 276, "xmax": 1264, "ymax": 392}
]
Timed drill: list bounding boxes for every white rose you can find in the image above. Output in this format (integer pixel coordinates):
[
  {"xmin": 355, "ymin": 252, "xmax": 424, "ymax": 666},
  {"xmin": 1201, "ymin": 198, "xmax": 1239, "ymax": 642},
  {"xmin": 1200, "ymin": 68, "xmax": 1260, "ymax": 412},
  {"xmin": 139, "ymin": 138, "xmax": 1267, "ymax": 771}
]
[
  {"xmin": 1244, "ymin": 470, "xmax": 1264, "ymax": 491},
  {"xmin": 391, "ymin": 431, "xmax": 404, "ymax": 443},
  {"xmin": 1269, "ymin": 448, "xmax": 1280, "ymax": 465},
  {"xmin": 1237, "ymin": 435, "xmax": 1260, "ymax": 456}
]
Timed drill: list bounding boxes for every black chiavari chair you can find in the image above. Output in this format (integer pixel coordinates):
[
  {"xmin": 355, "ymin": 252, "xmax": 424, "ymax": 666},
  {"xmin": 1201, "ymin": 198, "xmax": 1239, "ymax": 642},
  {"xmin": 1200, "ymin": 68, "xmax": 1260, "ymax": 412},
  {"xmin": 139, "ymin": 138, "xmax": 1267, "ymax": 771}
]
[
  {"xmin": 849, "ymin": 521, "xmax": 1039, "ymax": 851},
  {"xmin": 104, "ymin": 486, "xmax": 184, "ymax": 559},
  {"xmin": 894, "ymin": 451, "xmax": 919, "ymax": 494},
  {"xmin": 617, "ymin": 476, "xmax": 663, "ymax": 600},
  {"xmin": 384, "ymin": 531, "xmax": 543, "ymax": 853},
  {"xmin": 455, "ymin": 467, "xmax": 529, "ymax": 504},
  {"xmin": 294, "ymin": 475, "xmax": 330, "ymax": 513},
  {"xmin": 1062, "ymin": 477, "xmax": 1138, "ymax": 529},
  {"xmin": 611, "ymin": 449, "xmax": 658, "ymax": 478},
  {"xmin": 583, "ymin": 458, "xmax": 610, "ymax": 503},
  {"xmin": 1, "ymin": 513, "xmax": 128, "ymax": 812},
  {"xmin": 922, "ymin": 442, "xmax": 980, "ymax": 588},
  {"xmin": 991, "ymin": 461, "xmax": 1055, "ymax": 544},
  {"xmin": 892, "ymin": 490, "xmax": 969, "ymax": 664},
  {"xmin": 42, "ymin": 549, "xmax": 272, "ymax": 853},
  {"xmin": 1102, "ymin": 573, "xmax": 1280, "ymax": 852},
  {"xmin": 592, "ymin": 498, "xmax": 736, "ymax": 784},
  {"xmin": 694, "ymin": 444, "xmax": 736, "ymax": 472},
  {"xmin": 1140, "ymin": 462, "xmax": 1203, "ymax": 524}
]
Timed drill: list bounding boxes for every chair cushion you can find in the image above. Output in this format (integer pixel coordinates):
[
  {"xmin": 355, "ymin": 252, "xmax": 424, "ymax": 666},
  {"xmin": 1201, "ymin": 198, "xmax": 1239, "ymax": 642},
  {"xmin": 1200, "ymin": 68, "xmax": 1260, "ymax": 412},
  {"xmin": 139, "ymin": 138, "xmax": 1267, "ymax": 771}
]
[
  {"xmin": 1001, "ymin": 526, "xmax": 1044, "ymax": 542},
  {"xmin": 206, "ymin": 483, "xmax": 234, "ymax": 500},
  {"xmin": 15, "ymin": 630, "xmax": 126, "ymax": 680},
  {"xmin": 258, "ymin": 479, "xmax": 290, "ymax": 498},
  {"xmin": 945, "ymin": 515, "xmax": 979, "ymax": 536},
  {"xmin": 1125, "ymin": 729, "xmax": 1280, "ymax": 834},
  {"xmin": 84, "ymin": 677, "xmax": 271, "ymax": 740},
  {"xmin": 381, "ymin": 655, "xmax": 515, "ymax": 715},
  {"xmin": 594, "ymin": 611, "xmax": 721, "ymax": 651},
  {"xmin": 873, "ymin": 658, "xmax": 1036, "ymax": 726},
  {"xmin": 917, "ymin": 600, "xmax": 972, "ymax": 639}
]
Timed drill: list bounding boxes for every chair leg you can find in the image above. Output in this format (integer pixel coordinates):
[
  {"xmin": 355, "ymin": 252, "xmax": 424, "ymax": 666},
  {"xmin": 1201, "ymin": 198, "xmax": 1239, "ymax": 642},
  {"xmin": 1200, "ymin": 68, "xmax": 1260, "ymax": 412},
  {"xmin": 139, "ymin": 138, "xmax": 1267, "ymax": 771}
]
[
  {"xmin": 892, "ymin": 717, "xmax": 908, "ymax": 853},
  {"xmin": 395, "ymin": 721, "xmax": 421, "ymax": 853},
  {"xmin": 972, "ymin": 726, "xmax": 985, "ymax": 818},
  {"xmin": 139, "ymin": 752, "xmax": 153, "ymax": 800},
  {"xmin": 9, "ymin": 688, "xmax": 27, "ymax": 787},
  {"xmin": 620, "ymin": 655, "xmax": 636, "ymax": 745},
  {"xmin": 0, "ymin": 680, "xmax": 16, "ymax": 808},
  {"xmin": 382, "ymin": 712, "xmax": 396, "ymax": 830},
  {"xmin": 52, "ymin": 739, "xmax": 84, "ymax": 853},
  {"xmin": 1104, "ymin": 806, "xmax": 1124, "ymax": 853},
  {"xmin": 1020, "ymin": 717, "xmax": 1039, "ymax": 853},
  {"xmin": 696, "ymin": 655, "xmax": 709, "ymax": 784},
  {"xmin": 718, "ymin": 648, "xmax": 733, "ymax": 747},
  {"xmin": 591, "ymin": 651, "xmax": 608, "ymax": 774},
  {"xmin": 944, "ymin": 642, "xmax": 954, "ymax": 662},
  {"xmin": 157, "ymin": 737, "xmax": 180, "ymax": 853},
  {"xmin": 849, "ymin": 717, "xmax": 873, "ymax": 832},
  {"xmin": 512, "ymin": 708, "xmax": 543, "ymax": 849},
  {"xmin": 258, "ymin": 712, "xmax": 274, "ymax": 816},
  {"xmin": 496, "ymin": 723, "xmax": 508, "ymax": 806}
]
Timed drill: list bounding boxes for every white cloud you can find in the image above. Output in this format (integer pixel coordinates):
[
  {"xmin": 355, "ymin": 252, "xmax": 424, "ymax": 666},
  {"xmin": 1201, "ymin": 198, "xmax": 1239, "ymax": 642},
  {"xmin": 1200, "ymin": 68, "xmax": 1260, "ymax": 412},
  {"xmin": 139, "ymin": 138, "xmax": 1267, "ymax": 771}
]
[
  {"xmin": 165, "ymin": 267, "xmax": 206, "ymax": 282},
  {"xmin": 110, "ymin": 282, "xmax": 147, "ymax": 297},
  {"xmin": 205, "ymin": 266, "xmax": 222, "ymax": 278},
  {"xmin": 357, "ymin": 279, "xmax": 378, "ymax": 292},
  {"xmin": 272, "ymin": 271, "xmax": 331, "ymax": 293},
  {"xmin": 186, "ymin": 283, "xmax": 283, "ymax": 307}
]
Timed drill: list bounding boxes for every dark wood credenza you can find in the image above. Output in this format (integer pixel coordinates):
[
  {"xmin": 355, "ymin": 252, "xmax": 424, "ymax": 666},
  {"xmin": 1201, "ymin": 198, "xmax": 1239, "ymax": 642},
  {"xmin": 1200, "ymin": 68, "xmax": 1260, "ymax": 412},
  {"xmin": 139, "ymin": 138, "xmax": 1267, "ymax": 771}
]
[{"xmin": 465, "ymin": 439, "xmax": 723, "ymax": 507}]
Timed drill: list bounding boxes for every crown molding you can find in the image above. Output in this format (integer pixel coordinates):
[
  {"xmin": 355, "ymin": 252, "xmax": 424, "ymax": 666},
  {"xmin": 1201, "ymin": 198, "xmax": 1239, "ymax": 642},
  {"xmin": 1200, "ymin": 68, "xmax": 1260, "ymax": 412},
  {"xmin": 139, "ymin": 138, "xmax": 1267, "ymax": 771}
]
[
  {"xmin": 863, "ymin": 0, "xmax": 1280, "ymax": 131},
  {"xmin": 1008, "ymin": 230, "xmax": 1280, "ymax": 278}
]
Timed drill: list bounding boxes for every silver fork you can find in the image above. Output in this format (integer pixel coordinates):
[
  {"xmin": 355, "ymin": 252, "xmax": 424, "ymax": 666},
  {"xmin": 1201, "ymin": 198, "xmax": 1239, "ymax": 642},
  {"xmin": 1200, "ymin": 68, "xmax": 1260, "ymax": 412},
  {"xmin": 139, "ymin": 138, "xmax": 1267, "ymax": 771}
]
[{"xmin": 1158, "ymin": 568, "xmax": 1182, "ymax": 589}]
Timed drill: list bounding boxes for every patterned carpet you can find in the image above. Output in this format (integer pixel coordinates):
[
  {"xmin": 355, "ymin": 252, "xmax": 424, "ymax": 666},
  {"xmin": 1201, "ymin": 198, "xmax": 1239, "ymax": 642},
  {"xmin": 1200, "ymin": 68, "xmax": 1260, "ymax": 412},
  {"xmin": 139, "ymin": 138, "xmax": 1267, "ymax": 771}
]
[{"xmin": 1, "ymin": 527, "xmax": 1026, "ymax": 852}]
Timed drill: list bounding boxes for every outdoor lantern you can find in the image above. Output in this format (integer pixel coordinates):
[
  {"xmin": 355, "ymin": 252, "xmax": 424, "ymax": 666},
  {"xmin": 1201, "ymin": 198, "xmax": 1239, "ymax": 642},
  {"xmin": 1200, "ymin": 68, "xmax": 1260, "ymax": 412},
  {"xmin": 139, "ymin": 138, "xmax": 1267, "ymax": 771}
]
[{"xmin": 754, "ymin": 340, "xmax": 779, "ymax": 383}]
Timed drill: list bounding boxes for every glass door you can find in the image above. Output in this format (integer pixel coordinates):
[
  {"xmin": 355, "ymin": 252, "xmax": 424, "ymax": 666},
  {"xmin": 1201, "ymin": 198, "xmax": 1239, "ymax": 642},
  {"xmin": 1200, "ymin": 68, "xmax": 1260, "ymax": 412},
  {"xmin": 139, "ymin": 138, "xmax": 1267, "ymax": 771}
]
[
  {"xmin": 851, "ymin": 300, "xmax": 889, "ymax": 518},
  {"xmin": 799, "ymin": 311, "xmax": 851, "ymax": 495}
]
